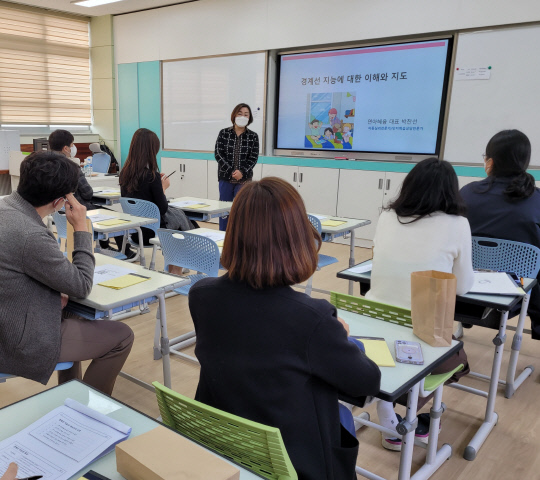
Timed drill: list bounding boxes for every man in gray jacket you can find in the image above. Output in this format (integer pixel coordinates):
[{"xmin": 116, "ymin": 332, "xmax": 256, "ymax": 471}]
[{"xmin": 0, "ymin": 152, "xmax": 134, "ymax": 395}]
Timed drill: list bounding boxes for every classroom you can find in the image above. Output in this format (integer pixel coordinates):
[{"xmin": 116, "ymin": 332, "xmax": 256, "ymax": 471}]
[{"xmin": 1, "ymin": 1, "xmax": 540, "ymax": 479}]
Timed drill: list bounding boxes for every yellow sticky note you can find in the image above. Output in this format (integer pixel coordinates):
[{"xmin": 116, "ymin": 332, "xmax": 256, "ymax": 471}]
[
  {"xmin": 188, "ymin": 203, "xmax": 211, "ymax": 209},
  {"xmin": 355, "ymin": 338, "xmax": 395, "ymax": 367},
  {"xmin": 98, "ymin": 274, "xmax": 149, "ymax": 289},
  {"xmin": 96, "ymin": 219, "xmax": 131, "ymax": 226},
  {"xmin": 216, "ymin": 240, "xmax": 224, "ymax": 247},
  {"xmin": 321, "ymin": 220, "xmax": 346, "ymax": 227}
]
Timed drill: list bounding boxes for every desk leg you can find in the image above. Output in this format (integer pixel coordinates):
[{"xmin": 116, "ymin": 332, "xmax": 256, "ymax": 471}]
[
  {"xmin": 348, "ymin": 229, "xmax": 356, "ymax": 295},
  {"xmin": 150, "ymin": 244, "xmax": 158, "ymax": 271},
  {"xmin": 464, "ymin": 310, "xmax": 507, "ymax": 461},
  {"xmin": 398, "ymin": 382, "xmax": 419, "ymax": 480},
  {"xmin": 505, "ymin": 293, "xmax": 534, "ymax": 398},
  {"xmin": 157, "ymin": 292, "xmax": 172, "ymax": 389},
  {"xmin": 135, "ymin": 227, "xmax": 146, "ymax": 267}
]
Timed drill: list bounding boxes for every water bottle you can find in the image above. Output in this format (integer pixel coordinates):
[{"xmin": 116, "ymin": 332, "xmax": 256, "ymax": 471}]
[{"xmin": 85, "ymin": 157, "xmax": 93, "ymax": 177}]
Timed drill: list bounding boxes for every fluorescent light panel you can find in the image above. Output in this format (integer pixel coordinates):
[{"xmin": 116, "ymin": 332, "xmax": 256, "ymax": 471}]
[{"xmin": 72, "ymin": 0, "xmax": 125, "ymax": 7}]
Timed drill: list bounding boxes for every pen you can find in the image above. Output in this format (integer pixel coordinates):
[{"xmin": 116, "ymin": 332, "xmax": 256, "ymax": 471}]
[
  {"xmin": 17, "ymin": 476, "xmax": 43, "ymax": 480},
  {"xmin": 165, "ymin": 170, "xmax": 176, "ymax": 179}
]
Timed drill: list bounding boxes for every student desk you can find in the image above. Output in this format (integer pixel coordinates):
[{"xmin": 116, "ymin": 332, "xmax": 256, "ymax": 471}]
[
  {"xmin": 87, "ymin": 209, "xmax": 158, "ymax": 267},
  {"xmin": 0, "ymin": 380, "xmax": 263, "ymax": 480},
  {"xmin": 86, "ymin": 173, "xmax": 119, "ymax": 190},
  {"xmin": 168, "ymin": 196, "xmax": 232, "ymax": 222},
  {"xmin": 66, "ymin": 253, "xmax": 189, "ymax": 391},
  {"xmin": 339, "ymin": 308, "xmax": 463, "ymax": 480},
  {"xmin": 337, "ymin": 261, "xmax": 537, "ymax": 461},
  {"xmin": 92, "ymin": 187, "xmax": 120, "ymax": 206},
  {"xmin": 311, "ymin": 215, "xmax": 371, "ymax": 295}
]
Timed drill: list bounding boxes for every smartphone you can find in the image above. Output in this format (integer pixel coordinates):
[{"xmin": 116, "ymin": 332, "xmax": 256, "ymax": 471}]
[{"xmin": 394, "ymin": 340, "xmax": 424, "ymax": 365}]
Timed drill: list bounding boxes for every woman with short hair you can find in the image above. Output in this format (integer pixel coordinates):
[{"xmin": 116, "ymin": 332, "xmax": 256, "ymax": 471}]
[
  {"xmin": 214, "ymin": 103, "xmax": 259, "ymax": 230},
  {"xmin": 189, "ymin": 177, "xmax": 381, "ymax": 480}
]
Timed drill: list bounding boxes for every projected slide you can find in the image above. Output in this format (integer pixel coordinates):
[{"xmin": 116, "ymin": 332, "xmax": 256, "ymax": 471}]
[{"xmin": 277, "ymin": 39, "xmax": 451, "ymax": 155}]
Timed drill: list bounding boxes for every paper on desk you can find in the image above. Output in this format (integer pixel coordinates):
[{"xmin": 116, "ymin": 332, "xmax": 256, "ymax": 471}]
[
  {"xmin": 195, "ymin": 230, "xmax": 226, "ymax": 243},
  {"xmin": 93, "ymin": 264, "xmax": 136, "ymax": 285},
  {"xmin": 97, "ymin": 192, "xmax": 120, "ymax": 197},
  {"xmin": 348, "ymin": 261, "xmax": 372, "ymax": 274},
  {"xmin": 0, "ymin": 399, "xmax": 130, "ymax": 480},
  {"xmin": 169, "ymin": 200, "xmax": 203, "ymax": 208},
  {"xmin": 311, "ymin": 214, "xmax": 327, "ymax": 221},
  {"xmin": 321, "ymin": 219, "xmax": 346, "ymax": 227},
  {"xmin": 99, "ymin": 273, "xmax": 150, "ymax": 290},
  {"xmin": 85, "ymin": 214, "xmax": 116, "ymax": 223},
  {"xmin": 95, "ymin": 219, "xmax": 130, "ymax": 226},
  {"xmin": 468, "ymin": 272, "xmax": 525, "ymax": 296},
  {"xmin": 216, "ymin": 240, "xmax": 224, "ymax": 247},
  {"xmin": 187, "ymin": 203, "xmax": 210, "ymax": 209},
  {"xmin": 352, "ymin": 336, "xmax": 395, "ymax": 367}
]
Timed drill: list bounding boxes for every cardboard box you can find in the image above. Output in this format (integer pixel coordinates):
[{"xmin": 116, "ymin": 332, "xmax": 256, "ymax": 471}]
[{"xmin": 116, "ymin": 426, "xmax": 240, "ymax": 480}]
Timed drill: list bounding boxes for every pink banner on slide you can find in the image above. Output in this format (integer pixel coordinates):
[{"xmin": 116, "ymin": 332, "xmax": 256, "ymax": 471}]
[{"xmin": 282, "ymin": 42, "xmax": 447, "ymax": 61}]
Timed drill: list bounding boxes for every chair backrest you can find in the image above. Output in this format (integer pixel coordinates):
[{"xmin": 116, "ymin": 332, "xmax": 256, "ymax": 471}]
[
  {"xmin": 330, "ymin": 291, "xmax": 412, "ymax": 328},
  {"xmin": 307, "ymin": 214, "xmax": 323, "ymax": 234},
  {"xmin": 472, "ymin": 236, "xmax": 540, "ymax": 279},
  {"xmin": 91, "ymin": 152, "xmax": 111, "ymax": 173},
  {"xmin": 119, "ymin": 197, "xmax": 161, "ymax": 235},
  {"xmin": 52, "ymin": 210, "xmax": 67, "ymax": 240},
  {"xmin": 157, "ymin": 228, "xmax": 220, "ymax": 276},
  {"xmin": 153, "ymin": 382, "xmax": 297, "ymax": 480}
]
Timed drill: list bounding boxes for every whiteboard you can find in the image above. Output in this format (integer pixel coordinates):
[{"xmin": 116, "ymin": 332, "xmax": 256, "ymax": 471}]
[
  {"xmin": 162, "ymin": 52, "xmax": 266, "ymax": 152},
  {"xmin": 444, "ymin": 25, "xmax": 540, "ymax": 166}
]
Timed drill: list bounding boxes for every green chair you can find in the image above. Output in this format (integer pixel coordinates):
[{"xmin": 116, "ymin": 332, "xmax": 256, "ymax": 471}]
[{"xmin": 153, "ymin": 382, "xmax": 298, "ymax": 480}]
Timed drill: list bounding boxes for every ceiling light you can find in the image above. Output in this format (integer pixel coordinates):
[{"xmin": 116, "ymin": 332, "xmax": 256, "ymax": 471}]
[{"xmin": 72, "ymin": 0, "xmax": 126, "ymax": 7}]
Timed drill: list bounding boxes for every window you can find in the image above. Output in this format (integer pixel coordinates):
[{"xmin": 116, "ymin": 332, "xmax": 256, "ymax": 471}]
[{"xmin": 0, "ymin": 4, "xmax": 91, "ymax": 125}]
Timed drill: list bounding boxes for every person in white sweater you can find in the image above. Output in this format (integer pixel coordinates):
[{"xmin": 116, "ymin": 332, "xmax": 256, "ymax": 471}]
[{"xmin": 366, "ymin": 157, "xmax": 474, "ymax": 451}]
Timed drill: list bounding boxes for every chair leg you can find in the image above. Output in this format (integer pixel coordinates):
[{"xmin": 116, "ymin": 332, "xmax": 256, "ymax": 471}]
[{"xmin": 150, "ymin": 244, "xmax": 158, "ymax": 271}]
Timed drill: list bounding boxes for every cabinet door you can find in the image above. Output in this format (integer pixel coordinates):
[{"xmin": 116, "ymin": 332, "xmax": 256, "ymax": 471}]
[
  {"xmin": 252, "ymin": 163, "xmax": 263, "ymax": 181},
  {"xmin": 207, "ymin": 160, "xmax": 219, "ymax": 200},
  {"xmin": 382, "ymin": 172, "xmax": 407, "ymax": 208},
  {"xmin": 337, "ymin": 169, "xmax": 385, "ymax": 241},
  {"xmin": 298, "ymin": 166, "xmax": 339, "ymax": 216},
  {"xmin": 161, "ymin": 157, "xmax": 183, "ymax": 198},
  {"xmin": 261, "ymin": 164, "xmax": 298, "ymax": 187},
  {"xmin": 178, "ymin": 158, "xmax": 208, "ymax": 198},
  {"xmin": 458, "ymin": 176, "xmax": 481, "ymax": 189}
]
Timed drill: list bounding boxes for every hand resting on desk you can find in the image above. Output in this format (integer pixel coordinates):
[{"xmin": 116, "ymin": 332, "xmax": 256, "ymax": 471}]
[{"xmin": 0, "ymin": 463, "xmax": 17, "ymax": 480}]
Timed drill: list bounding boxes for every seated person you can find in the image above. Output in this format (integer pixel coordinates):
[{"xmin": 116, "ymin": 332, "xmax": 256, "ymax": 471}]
[
  {"xmin": 188, "ymin": 177, "xmax": 381, "ymax": 479},
  {"xmin": 0, "ymin": 152, "xmax": 134, "ymax": 395},
  {"xmin": 460, "ymin": 129, "xmax": 540, "ymax": 338},
  {"xmin": 366, "ymin": 158, "xmax": 473, "ymax": 451}
]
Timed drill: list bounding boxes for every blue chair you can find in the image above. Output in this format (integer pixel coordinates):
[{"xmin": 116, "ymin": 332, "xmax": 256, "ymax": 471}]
[
  {"xmin": 157, "ymin": 228, "xmax": 221, "ymax": 363},
  {"xmin": 0, "ymin": 362, "xmax": 74, "ymax": 383},
  {"xmin": 469, "ymin": 236, "xmax": 540, "ymax": 398},
  {"xmin": 119, "ymin": 198, "xmax": 161, "ymax": 267},
  {"xmin": 91, "ymin": 152, "xmax": 111, "ymax": 173},
  {"xmin": 305, "ymin": 214, "xmax": 338, "ymax": 296},
  {"xmin": 53, "ymin": 210, "xmax": 127, "ymax": 260}
]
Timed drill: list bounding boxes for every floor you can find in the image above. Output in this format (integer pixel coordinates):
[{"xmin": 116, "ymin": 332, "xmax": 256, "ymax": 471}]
[{"xmin": 2, "ymin": 223, "xmax": 539, "ymax": 479}]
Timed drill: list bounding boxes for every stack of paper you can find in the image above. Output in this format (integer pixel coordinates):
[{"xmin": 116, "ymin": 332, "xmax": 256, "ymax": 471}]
[
  {"xmin": 469, "ymin": 272, "xmax": 525, "ymax": 296},
  {"xmin": 348, "ymin": 261, "xmax": 372, "ymax": 274},
  {"xmin": 95, "ymin": 219, "xmax": 130, "ymax": 226},
  {"xmin": 98, "ymin": 273, "xmax": 150, "ymax": 290},
  {"xmin": 195, "ymin": 231, "xmax": 226, "ymax": 244},
  {"xmin": 321, "ymin": 219, "xmax": 346, "ymax": 227},
  {"xmin": 0, "ymin": 399, "xmax": 131, "ymax": 480},
  {"xmin": 169, "ymin": 200, "xmax": 209, "ymax": 209},
  {"xmin": 93, "ymin": 264, "xmax": 136, "ymax": 285},
  {"xmin": 86, "ymin": 213, "xmax": 116, "ymax": 223}
]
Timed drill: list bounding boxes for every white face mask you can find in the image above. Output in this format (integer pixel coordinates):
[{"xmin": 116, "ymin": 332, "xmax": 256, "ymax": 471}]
[
  {"xmin": 70, "ymin": 145, "xmax": 77, "ymax": 158},
  {"xmin": 235, "ymin": 116, "xmax": 249, "ymax": 127}
]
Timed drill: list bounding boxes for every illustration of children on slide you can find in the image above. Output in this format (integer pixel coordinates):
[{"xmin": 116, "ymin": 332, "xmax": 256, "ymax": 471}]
[
  {"xmin": 309, "ymin": 119, "xmax": 323, "ymax": 144},
  {"xmin": 328, "ymin": 108, "xmax": 341, "ymax": 128},
  {"xmin": 342, "ymin": 123, "xmax": 353, "ymax": 145}
]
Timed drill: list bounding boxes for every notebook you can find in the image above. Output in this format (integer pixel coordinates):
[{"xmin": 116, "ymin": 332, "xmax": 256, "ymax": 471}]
[
  {"xmin": 98, "ymin": 273, "xmax": 150, "ymax": 289},
  {"xmin": 321, "ymin": 219, "xmax": 346, "ymax": 227},
  {"xmin": 95, "ymin": 219, "xmax": 131, "ymax": 226},
  {"xmin": 351, "ymin": 336, "xmax": 396, "ymax": 367}
]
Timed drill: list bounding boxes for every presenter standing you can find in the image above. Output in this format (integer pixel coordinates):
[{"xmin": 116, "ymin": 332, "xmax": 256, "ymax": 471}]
[{"xmin": 214, "ymin": 103, "xmax": 259, "ymax": 231}]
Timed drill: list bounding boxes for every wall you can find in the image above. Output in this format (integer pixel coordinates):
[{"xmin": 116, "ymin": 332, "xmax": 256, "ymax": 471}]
[{"xmin": 91, "ymin": 15, "xmax": 117, "ymax": 155}]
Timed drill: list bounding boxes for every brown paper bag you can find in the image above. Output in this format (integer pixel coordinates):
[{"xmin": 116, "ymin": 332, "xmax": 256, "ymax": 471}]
[{"xmin": 411, "ymin": 270, "xmax": 456, "ymax": 347}]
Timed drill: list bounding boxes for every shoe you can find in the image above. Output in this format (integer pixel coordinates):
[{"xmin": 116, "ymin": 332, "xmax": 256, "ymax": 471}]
[
  {"xmin": 124, "ymin": 246, "xmax": 137, "ymax": 260},
  {"xmin": 393, "ymin": 413, "xmax": 441, "ymax": 444},
  {"xmin": 454, "ymin": 322, "xmax": 464, "ymax": 339},
  {"xmin": 381, "ymin": 436, "xmax": 402, "ymax": 451}
]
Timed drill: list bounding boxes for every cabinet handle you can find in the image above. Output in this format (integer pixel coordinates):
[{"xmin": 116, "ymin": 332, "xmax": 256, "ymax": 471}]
[
  {"xmin": 183, "ymin": 164, "xmax": 186, "ymax": 173},
  {"xmin": 293, "ymin": 172, "xmax": 297, "ymax": 183},
  {"xmin": 299, "ymin": 173, "xmax": 303, "ymax": 183},
  {"xmin": 386, "ymin": 179, "xmax": 391, "ymax": 190},
  {"xmin": 378, "ymin": 179, "xmax": 383, "ymax": 190}
]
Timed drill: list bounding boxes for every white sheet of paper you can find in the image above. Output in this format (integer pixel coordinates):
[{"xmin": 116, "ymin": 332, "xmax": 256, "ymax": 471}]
[
  {"xmin": 94, "ymin": 189, "xmax": 119, "ymax": 194},
  {"xmin": 0, "ymin": 399, "xmax": 130, "ymax": 480},
  {"xmin": 169, "ymin": 200, "xmax": 203, "ymax": 208},
  {"xmin": 348, "ymin": 261, "xmax": 373, "ymax": 274},
  {"xmin": 86, "ymin": 214, "xmax": 116, "ymax": 223},
  {"xmin": 195, "ymin": 230, "xmax": 226, "ymax": 242},
  {"xmin": 312, "ymin": 214, "xmax": 327, "ymax": 221},
  {"xmin": 468, "ymin": 272, "xmax": 524, "ymax": 296},
  {"xmin": 93, "ymin": 264, "xmax": 136, "ymax": 285}
]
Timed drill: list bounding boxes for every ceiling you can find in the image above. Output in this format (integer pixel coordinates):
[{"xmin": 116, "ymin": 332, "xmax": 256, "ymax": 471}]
[{"xmin": 3, "ymin": 0, "xmax": 196, "ymax": 17}]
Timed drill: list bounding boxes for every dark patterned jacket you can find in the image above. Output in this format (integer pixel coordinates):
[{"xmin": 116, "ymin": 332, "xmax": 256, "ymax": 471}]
[{"xmin": 214, "ymin": 127, "xmax": 259, "ymax": 182}]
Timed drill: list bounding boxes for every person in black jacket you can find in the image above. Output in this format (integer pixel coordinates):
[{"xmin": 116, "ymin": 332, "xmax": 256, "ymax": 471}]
[
  {"xmin": 460, "ymin": 129, "xmax": 540, "ymax": 338},
  {"xmin": 188, "ymin": 177, "xmax": 381, "ymax": 480},
  {"xmin": 119, "ymin": 128, "xmax": 195, "ymax": 270},
  {"xmin": 214, "ymin": 103, "xmax": 259, "ymax": 231}
]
